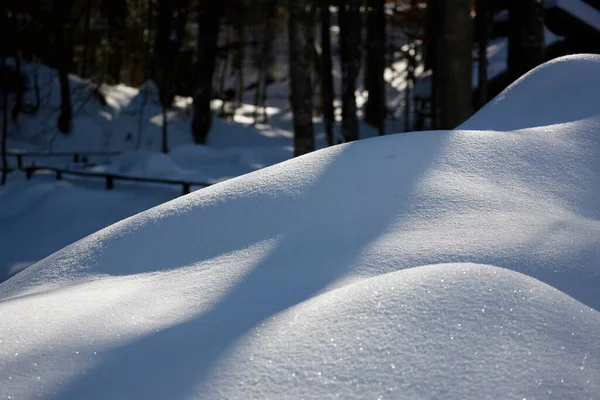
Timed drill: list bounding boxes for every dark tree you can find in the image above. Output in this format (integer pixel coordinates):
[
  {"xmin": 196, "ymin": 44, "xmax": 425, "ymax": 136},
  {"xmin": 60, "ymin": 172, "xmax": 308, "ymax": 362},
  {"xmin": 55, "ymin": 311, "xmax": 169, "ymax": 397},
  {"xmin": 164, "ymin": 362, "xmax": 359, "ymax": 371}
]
[
  {"xmin": 320, "ymin": 1, "xmax": 335, "ymax": 146},
  {"xmin": 8, "ymin": 5, "xmax": 23, "ymax": 125},
  {"xmin": 364, "ymin": 0, "xmax": 386, "ymax": 135},
  {"xmin": 104, "ymin": 0, "xmax": 127, "ymax": 83},
  {"xmin": 339, "ymin": 0, "xmax": 362, "ymax": 142},
  {"xmin": 508, "ymin": 0, "xmax": 545, "ymax": 82},
  {"xmin": 1, "ymin": 57, "xmax": 7, "ymax": 186},
  {"xmin": 427, "ymin": 0, "xmax": 439, "ymax": 129},
  {"xmin": 253, "ymin": 0, "xmax": 277, "ymax": 124},
  {"xmin": 55, "ymin": 0, "xmax": 74, "ymax": 134},
  {"xmin": 191, "ymin": 1, "xmax": 224, "ymax": 144},
  {"xmin": 288, "ymin": 0, "xmax": 315, "ymax": 156},
  {"xmin": 435, "ymin": 0, "xmax": 473, "ymax": 129},
  {"xmin": 476, "ymin": 0, "xmax": 493, "ymax": 108},
  {"xmin": 154, "ymin": 0, "xmax": 190, "ymax": 152}
]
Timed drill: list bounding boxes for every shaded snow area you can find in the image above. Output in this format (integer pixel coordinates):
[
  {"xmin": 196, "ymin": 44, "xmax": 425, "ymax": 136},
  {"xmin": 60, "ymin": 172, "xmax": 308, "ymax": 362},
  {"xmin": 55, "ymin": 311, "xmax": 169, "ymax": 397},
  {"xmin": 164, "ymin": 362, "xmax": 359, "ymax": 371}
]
[{"xmin": 1, "ymin": 55, "xmax": 600, "ymax": 399}]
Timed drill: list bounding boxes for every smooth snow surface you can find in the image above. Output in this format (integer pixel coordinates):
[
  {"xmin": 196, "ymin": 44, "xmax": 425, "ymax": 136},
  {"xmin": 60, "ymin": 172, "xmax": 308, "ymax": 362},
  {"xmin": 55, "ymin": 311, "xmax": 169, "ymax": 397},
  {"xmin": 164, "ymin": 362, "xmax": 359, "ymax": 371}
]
[{"xmin": 1, "ymin": 55, "xmax": 600, "ymax": 399}]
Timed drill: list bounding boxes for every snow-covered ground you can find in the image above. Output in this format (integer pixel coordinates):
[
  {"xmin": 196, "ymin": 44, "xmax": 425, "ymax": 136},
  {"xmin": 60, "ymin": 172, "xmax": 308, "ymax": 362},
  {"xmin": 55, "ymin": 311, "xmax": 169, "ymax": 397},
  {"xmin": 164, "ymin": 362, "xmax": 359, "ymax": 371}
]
[{"xmin": 1, "ymin": 54, "xmax": 599, "ymax": 399}]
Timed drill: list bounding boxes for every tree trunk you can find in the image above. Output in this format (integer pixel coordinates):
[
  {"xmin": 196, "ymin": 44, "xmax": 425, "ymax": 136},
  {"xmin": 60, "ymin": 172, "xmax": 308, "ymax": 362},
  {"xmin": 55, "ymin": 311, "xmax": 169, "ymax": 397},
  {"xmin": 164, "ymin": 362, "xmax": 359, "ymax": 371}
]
[
  {"xmin": 364, "ymin": 0, "xmax": 386, "ymax": 135},
  {"xmin": 436, "ymin": 0, "xmax": 473, "ymax": 129},
  {"xmin": 105, "ymin": 0, "xmax": 126, "ymax": 83},
  {"xmin": 191, "ymin": 2, "xmax": 224, "ymax": 144},
  {"xmin": 155, "ymin": 0, "xmax": 189, "ymax": 152},
  {"xmin": 508, "ymin": 0, "xmax": 545, "ymax": 82},
  {"xmin": 288, "ymin": 0, "xmax": 315, "ymax": 157},
  {"xmin": 1, "ymin": 55, "xmax": 8, "ymax": 186},
  {"xmin": 428, "ymin": 0, "xmax": 439, "ymax": 129},
  {"xmin": 55, "ymin": 0, "xmax": 74, "ymax": 134},
  {"xmin": 320, "ymin": 2, "xmax": 335, "ymax": 146},
  {"xmin": 161, "ymin": 104, "xmax": 168, "ymax": 153},
  {"xmin": 404, "ymin": 45, "xmax": 416, "ymax": 132},
  {"xmin": 339, "ymin": 0, "xmax": 362, "ymax": 142},
  {"xmin": 10, "ymin": 9, "xmax": 23, "ymax": 125},
  {"xmin": 81, "ymin": 0, "xmax": 92, "ymax": 78},
  {"xmin": 476, "ymin": 0, "xmax": 492, "ymax": 109},
  {"xmin": 234, "ymin": 26, "xmax": 245, "ymax": 108}
]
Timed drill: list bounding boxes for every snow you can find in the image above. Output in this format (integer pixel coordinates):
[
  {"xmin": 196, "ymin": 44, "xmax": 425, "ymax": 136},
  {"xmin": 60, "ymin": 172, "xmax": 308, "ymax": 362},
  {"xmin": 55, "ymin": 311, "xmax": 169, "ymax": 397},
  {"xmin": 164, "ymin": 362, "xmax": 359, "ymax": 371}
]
[
  {"xmin": 549, "ymin": 0, "xmax": 600, "ymax": 31},
  {"xmin": 1, "ymin": 54, "xmax": 600, "ymax": 399}
]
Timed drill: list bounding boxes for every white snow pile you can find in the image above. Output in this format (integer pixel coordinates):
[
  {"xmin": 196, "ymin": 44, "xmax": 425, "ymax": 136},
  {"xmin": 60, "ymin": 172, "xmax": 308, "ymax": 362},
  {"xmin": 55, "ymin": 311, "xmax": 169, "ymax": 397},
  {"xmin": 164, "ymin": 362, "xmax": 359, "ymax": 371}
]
[{"xmin": 1, "ymin": 55, "xmax": 600, "ymax": 399}]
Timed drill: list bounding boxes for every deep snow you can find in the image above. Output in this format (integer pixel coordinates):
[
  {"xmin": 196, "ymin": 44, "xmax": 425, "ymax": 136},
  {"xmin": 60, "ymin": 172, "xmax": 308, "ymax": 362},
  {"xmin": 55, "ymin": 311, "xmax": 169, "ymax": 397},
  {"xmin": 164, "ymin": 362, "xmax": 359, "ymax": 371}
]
[{"xmin": 1, "ymin": 55, "xmax": 599, "ymax": 399}]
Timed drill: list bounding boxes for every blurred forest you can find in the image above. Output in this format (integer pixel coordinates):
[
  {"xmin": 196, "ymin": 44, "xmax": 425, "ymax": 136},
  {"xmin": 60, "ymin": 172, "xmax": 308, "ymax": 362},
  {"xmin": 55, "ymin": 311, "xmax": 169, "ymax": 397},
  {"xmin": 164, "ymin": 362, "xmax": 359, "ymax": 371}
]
[{"xmin": 1, "ymin": 0, "xmax": 599, "ymax": 175}]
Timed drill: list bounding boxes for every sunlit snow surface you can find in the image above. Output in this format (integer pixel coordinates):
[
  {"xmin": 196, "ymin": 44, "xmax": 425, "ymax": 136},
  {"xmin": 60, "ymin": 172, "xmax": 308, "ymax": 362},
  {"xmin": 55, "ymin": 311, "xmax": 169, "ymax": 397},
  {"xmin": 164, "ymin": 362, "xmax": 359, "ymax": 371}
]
[{"xmin": 1, "ymin": 55, "xmax": 600, "ymax": 399}]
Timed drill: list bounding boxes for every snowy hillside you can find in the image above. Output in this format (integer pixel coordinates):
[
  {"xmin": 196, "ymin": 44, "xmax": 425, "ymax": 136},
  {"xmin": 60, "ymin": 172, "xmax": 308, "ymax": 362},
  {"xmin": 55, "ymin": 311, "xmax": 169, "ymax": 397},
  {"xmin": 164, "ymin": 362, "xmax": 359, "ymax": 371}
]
[{"xmin": 1, "ymin": 55, "xmax": 599, "ymax": 399}]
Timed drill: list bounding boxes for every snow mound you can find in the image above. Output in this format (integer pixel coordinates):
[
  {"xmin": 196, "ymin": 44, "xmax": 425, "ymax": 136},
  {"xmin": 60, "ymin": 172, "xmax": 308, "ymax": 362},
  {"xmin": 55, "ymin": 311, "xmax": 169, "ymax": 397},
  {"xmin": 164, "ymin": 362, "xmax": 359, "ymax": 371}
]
[
  {"xmin": 462, "ymin": 54, "xmax": 600, "ymax": 130},
  {"xmin": 107, "ymin": 150, "xmax": 180, "ymax": 178},
  {"xmin": 198, "ymin": 264, "xmax": 600, "ymax": 399},
  {"xmin": 1, "ymin": 55, "xmax": 600, "ymax": 399}
]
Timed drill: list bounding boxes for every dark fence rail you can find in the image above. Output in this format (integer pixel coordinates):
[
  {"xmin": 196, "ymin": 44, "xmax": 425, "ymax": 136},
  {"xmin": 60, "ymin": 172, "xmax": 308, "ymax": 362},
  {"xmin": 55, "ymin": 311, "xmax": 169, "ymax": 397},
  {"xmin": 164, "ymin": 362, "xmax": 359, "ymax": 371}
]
[
  {"xmin": 25, "ymin": 166, "xmax": 213, "ymax": 196},
  {"xmin": 8, "ymin": 150, "xmax": 121, "ymax": 169}
]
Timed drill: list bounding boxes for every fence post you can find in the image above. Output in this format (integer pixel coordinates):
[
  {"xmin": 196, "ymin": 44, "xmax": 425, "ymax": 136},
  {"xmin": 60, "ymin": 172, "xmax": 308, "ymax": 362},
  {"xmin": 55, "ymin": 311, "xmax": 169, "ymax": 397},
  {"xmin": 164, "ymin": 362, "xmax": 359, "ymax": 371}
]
[
  {"xmin": 182, "ymin": 183, "xmax": 190, "ymax": 195},
  {"xmin": 56, "ymin": 170, "xmax": 62, "ymax": 181},
  {"xmin": 26, "ymin": 167, "xmax": 33, "ymax": 180},
  {"xmin": 73, "ymin": 154, "xmax": 79, "ymax": 163},
  {"xmin": 17, "ymin": 155, "xmax": 23, "ymax": 170},
  {"xmin": 106, "ymin": 175, "xmax": 114, "ymax": 190}
]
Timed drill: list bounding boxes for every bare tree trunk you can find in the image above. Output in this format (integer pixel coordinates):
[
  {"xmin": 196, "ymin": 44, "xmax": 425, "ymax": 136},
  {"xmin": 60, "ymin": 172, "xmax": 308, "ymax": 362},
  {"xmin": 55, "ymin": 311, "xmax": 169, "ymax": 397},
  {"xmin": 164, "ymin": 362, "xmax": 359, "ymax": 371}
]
[
  {"xmin": 55, "ymin": 0, "xmax": 74, "ymax": 134},
  {"xmin": 436, "ymin": 0, "xmax": 473, "ymax": 129},
  {"xmin": 288, "ymin": 0, "xmax": 315, "ymax": 156},
  {"xmin": 234, "ymin": 24, "xmax": 245, "ymax": 108},
  {"xmin": 508, "ymin": 0, "xmax": 545, "ymax": 82},
  {"xmin": 339, "ymin": 0, "xmax": 362, "ymax": 142},
  {"xmin": 428, "ymin": 0, "xmax": 439, "ymax": 129},
  {"xmin": 161, "ymin": 104, "xmax": 168, "ymax": 153},
  {"xmin": 105, "ymin": 0, "xmax": 127, "ymax": 83},
  {"xmin": 1, "ymin": 55, "xmax": 8, "ymax": 186},
  {"xmin": 81, "ymin": 0, "xmax": 92, "ymax": 78},
  {"xmin": 155, "ymin": 0, "xmax": 189, "ymax": 152},
  {"xmin": 191, "ymin": 1, "xmax": 224, "ymax": 144},
  {"xmin": 10, "ymin": 10, "xmax": 23, "ymax": 125},
  {"xmin": 320, "ymin": 1, "xmax": 335, "ymax": 146},
  {"xmin": 364, "ymin": 0, "xmax": 386, "ymax": 135},
  {"xmin": 404, "ymin": 45, "xmax": 416, "ymax": 132},
  {"xmin": 476, "ymin": 0, "xmax": 492, "ymax": 109}
]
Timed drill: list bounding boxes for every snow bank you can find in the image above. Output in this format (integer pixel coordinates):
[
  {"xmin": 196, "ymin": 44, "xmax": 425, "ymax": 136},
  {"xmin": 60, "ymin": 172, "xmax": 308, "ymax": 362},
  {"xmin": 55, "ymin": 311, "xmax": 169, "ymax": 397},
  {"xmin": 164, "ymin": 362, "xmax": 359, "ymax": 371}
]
[
  {"xmin": 1, "ymin": 55, "xmax": 599, "ymax": 399},
  {"xmin": 107, "ymin": 150, "xmax": 181, "ymax": 178}
]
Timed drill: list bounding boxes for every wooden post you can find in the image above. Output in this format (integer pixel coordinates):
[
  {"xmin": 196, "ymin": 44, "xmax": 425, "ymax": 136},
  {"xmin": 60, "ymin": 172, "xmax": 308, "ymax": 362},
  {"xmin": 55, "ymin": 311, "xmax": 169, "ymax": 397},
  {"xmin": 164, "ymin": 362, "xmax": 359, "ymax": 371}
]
[
  {"xmin": 17, "ymin": 154, "xmax": 23, "ymax": 170},
  {"xmin": 26, "ymin": 167, "xmax": 33, "ymax": 180},
  {"xmin": 182, "ymin": 182, "xmax": 190, "ymax": 195},
  {"xmin": 73, "ymin": 153, "xmax": 79, "ymax": 163},
  {"xmin": 56, "ymin": 170, "xmax": 62, "ymax": 180},
  {"xmin": 106, "ymin": 175, "xmax": 114, "ymax": 190}
]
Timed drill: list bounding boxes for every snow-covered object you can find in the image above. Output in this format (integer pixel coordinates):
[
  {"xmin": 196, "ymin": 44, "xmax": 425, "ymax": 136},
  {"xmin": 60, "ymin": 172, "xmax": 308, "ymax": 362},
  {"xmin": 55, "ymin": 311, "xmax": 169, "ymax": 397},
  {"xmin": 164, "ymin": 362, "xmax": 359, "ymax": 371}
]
[{"xmin": 1, "ymin": 55, "xmax": 600, "ymax": 399}]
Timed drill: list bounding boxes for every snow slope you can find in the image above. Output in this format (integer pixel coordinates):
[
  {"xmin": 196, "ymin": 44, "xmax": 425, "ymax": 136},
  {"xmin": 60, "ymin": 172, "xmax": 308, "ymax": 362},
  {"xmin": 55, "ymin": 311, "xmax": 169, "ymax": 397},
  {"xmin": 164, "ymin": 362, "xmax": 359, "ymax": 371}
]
[{"xmin": 1, "ymin": 55, "xmax": 600, "ymax": 399}]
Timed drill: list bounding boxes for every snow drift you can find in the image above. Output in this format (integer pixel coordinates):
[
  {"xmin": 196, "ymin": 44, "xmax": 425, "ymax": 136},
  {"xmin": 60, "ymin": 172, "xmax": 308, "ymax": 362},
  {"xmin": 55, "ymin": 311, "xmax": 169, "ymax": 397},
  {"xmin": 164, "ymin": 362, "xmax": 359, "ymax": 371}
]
[{"xmin": 1, "ymin": 55, "xmax": 600, "ymax": 399}]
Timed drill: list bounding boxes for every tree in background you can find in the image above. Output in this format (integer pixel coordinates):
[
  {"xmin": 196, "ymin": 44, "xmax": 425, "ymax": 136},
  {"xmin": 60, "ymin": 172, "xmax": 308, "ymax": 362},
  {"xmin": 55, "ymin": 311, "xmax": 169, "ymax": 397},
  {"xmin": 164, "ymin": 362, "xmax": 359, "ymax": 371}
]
[
  {"xmin": 154, "ymin": 0, "xmax": 190, "ymax": 153},
  {"xmin": 508, "ymin": 0, "xmax": 545, "ymax": 82},
  {"xmin": 55, "ymin": 0, "xmax": 74, "ymax": 134},
  {"xmin": 319, "ymin": 1, "xmax": 335, "ymax": 147},
  {"xmin": 339, "ymin": 0, "xmax": 362, "ymax": 142},
  {"xmin": 191, "ymin": 1, "xmax": 224, "ymax": 144},
  {"xmin": 1, "ymin": 1, "xmax": 9, "ymax": 185},
  {"xmin": 104, "ymin": 0, "xmax": 127, "ymax": 84},
  {"xmin": 434, "ymin": 0, "xmax": 473, "ymax": 129},
  {"xmin": 1, "ymin": 55, "xmax": 7, "ymax": 186},
  {"xmin": 288, "ymin": 0, "xmax": 314, "ymax": 156},
  {"xmin": 364, "ymin": 0, "xmax": 386, "ymax": 135},
  {"xmin": 476, "ymin": 0, "xmax": 493, "ymax": 109}
]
